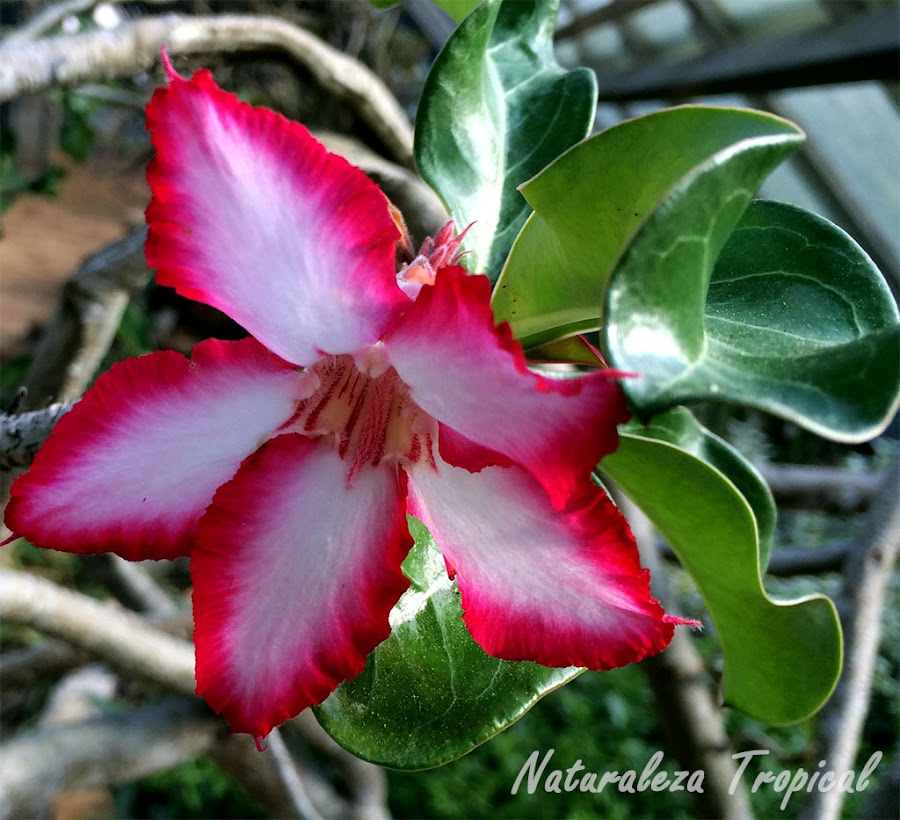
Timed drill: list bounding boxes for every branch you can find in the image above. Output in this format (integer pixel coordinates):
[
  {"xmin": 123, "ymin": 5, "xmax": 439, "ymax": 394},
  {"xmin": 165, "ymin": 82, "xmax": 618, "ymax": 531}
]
[
  {"xmin": 1, "ymin": 0, "xmax": 100, "ymax": 47},
  {"xmin": 0, "ymin": 403, "xmax": 71, "ymax": 470},
  {"xmin": 266, "ymin": 728, "xmax": 323, "ymax": 820},
  {"xmin": 0, "ymin": 570, "xmax": 381, "ymax": 818},
  {"xmin": 19, "ymin": 225, "xmax": 150, "ymax": 411},
  {"xmin": 0, "ymin": 568, "xmax": 196, "ymax": 695},
  {"xmin": 0, "ymin": 697, "xmax": 221, "ymax": 819},
  {"xmin": 757, "ymin": 462, "xmax": 882, "ymax": 509},
  {"xmin": 0, "ymin": 13, "xmax": 414, "ymax": 167},
  {"xmin": 800, "ymin": 456, "xmax": 900, "ymax": 820}
]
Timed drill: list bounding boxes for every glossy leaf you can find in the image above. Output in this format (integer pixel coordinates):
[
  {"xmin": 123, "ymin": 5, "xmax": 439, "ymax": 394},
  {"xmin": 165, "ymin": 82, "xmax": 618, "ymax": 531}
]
[
  {"xmin": 315, "ymin": 517, "xmax": 581, "ymax": 769},
  {"xmin": 611, "ymin": 199, "xmax": 899, "ymax": 441},
  {"xmin": 415, "ymin": 0, "xmax": 596, "ymax": 282},
  {"xmin": 601, "ymin": 409, "xmax": 842, "ymax": 725},
  {"xmin": 493, "ymin": 106, "xmax": 803, "ymax": 345}
]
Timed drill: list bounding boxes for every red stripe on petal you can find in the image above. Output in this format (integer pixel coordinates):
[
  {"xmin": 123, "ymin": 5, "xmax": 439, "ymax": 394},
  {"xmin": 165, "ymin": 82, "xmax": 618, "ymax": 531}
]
[
  {"xmin": 408, "ymin": 456, "xmax": 678, "ymax": 671},
  {"xmin": 145, "ymin": 66, "xmax": 407, "ymax": 366},
  {"xmin": 5, "ymin": 338, "xmax": 303, "ymax": 560},
  {"xmin": 192, "ymin": 434, "xmax": 412, "ymax": 738}
]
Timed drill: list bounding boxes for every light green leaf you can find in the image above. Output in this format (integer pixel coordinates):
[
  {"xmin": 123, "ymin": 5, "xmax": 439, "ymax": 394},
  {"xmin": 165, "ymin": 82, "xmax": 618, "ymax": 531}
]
[
  {"xmin": 601, "ymin": 408, "xmax": 842, "ymax": 724},
  {"xmin": 493, "ymin": 105, "xmax": 803, "ymax": 345},
  {"xmin": 315, "ymin": 518, "xmax": 581, "ymax": 769},
  {"xmin": 415, "ymin": 0, "xmax": 596, "ymax": 282}
]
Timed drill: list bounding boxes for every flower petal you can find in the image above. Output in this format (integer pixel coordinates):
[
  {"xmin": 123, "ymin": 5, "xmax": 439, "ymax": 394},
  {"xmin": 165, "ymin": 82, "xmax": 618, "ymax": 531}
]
[
  {"xmin": 145, "ymin": 61, "xmax": 407, "ymax": 366},
  {"xmin": 407, "ymin": 455, "xmax": 678, "ymax": 670},
  {"xmin": 385, "ymin": 266, "xmax": 629, "ymax": 508},
  {"xmin": 5, "ymin": 338, "xmax": 303, "ymax": 560},
  {"xmin": 192, "ymin": 434, "xmax": 412, "ymax": 739}
]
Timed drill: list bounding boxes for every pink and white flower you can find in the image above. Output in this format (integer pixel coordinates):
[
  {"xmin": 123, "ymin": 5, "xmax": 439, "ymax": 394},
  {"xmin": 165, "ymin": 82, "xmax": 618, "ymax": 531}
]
[{"xmin": 6, "ymin": 55, "xmax": 687, "ymax": 742}]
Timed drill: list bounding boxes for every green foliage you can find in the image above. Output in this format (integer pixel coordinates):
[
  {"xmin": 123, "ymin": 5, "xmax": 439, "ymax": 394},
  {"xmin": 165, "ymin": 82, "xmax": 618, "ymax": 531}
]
[
  {"xmin": 387, "ymin": 667, "xmax": 695, "ymax": 819},
  {"xmin": 115, "ymin": 756, "xmax": 266, "ymax": 819},
  {"xmin": 602, "ymin": 410, "xmax": 842, "ymax": 725},
  {"xmin": 316, "ymin": 518, "xmax": 581, "ymax": 769},
  {"xmin": 415, "ymin": 0, "xmax": 596, "ymax": 282},
  {"xmin": 57, "ymin": 91, "xmax": 98, "ymax": 162},
  {"xmin": 492, "ymin": 106, "xmax": 803, "ymax": 345}
]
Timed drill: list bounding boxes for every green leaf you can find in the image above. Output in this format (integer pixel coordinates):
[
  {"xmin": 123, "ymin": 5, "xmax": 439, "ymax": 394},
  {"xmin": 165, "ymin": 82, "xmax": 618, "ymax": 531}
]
[
  {"xmin": 370, "ymin": 0, "xmax": 479, "ymax": 23},
  {"xmin": 601, "ymin": 409, "xmax": 842, "ymax": 725},
  {"xmin": 315, "ymin": 517, "xmax": 581, "ymax": 769},
  {"xmin": 415, "ymin": 0, "xmax": 596, "ymax": 283},
  {"xmin": 612, "ymin": 199, "xmax": 899, "ymax": 441},
  {"xmin": 493, "ymin": 106, "xmax": 803, "ymax": 346}
]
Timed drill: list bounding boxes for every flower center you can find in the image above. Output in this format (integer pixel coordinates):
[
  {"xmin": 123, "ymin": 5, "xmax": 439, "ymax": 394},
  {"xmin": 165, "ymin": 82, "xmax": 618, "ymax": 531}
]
[{"xmin": 288, "ymin": 354, "xmax": 435, "ymax": 476}]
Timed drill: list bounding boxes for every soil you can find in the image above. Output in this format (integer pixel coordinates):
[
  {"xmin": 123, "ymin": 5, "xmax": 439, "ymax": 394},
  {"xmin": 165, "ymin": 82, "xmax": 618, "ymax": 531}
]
[{"xmin": 0, "ymin": 155, "xmax": 149, "ymax": 359}]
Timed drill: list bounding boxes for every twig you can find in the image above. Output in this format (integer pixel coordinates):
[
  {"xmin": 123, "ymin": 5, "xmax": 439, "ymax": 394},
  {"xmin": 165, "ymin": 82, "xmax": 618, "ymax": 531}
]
[
  {"xmin": 291, "ymin": 711, "xmax": 389, "ymax": 820},
  {"xmin": 105, "ymin": 555, "xmax": 181, "ymax": 616},
  {"xmin": 615, "ymin": 492, "xmax": 753, "ymax": 820},
  {"xmin": 800, "ymin": 456, "xmax": 900, "ymax": 820},
  {"xmin": 0, "ymin": 13, "xmax": 414, "ymax": 167},
  {"xmin": 762, "ymin": 543, "xmax": 849, "ymax": 576},
  {"xmin": 660, "ymin": 540, "xmax": 849, "ymax": 576},
  {"xmin": 0, "ymin": 403, "xmax": 72, "ymax": 470},
  {"xmin": 266, "ymin": 728, "xmax": 323, "ymax": 820},
  {"xmin": 1, "ymin": 0, "xmax": 100, "ymax": 46},
  {"xmin": 757, "ymin": 463, "xmax": 882, "ymax": 510},
  {"xmin": 0, "ymin": 568, "xmax": 196, "ymax": 695},
  {"xmin": 0, "ymin": 609, "xmax": 191, "ymax": 690},
  {"xmin": 20, "ymin": 225, "xmax": 150, "ymax": 410},
  {"xmin": 0, "ymin": 640, "xmax": 92, "ymax": 689}
]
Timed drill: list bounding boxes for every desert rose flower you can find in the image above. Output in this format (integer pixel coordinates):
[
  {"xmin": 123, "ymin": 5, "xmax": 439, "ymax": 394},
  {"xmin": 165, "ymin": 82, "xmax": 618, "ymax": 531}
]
[{"xmin": 6, "ymin": 53, "xmax": 688, "ymax": 743}]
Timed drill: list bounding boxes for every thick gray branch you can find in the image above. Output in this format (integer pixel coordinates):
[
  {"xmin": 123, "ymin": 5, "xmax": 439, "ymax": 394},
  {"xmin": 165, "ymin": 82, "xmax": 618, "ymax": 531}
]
[
  {"xmin": 0, "ymin": 697, "xmax": 221, "ymax": 819},
  {"xmin": 1, "ymin": 403, "xmax": 72, "ymax": 470},
  {"xmin": 0, "ymin": 13, "xmax": 414, "ymax": 167}
]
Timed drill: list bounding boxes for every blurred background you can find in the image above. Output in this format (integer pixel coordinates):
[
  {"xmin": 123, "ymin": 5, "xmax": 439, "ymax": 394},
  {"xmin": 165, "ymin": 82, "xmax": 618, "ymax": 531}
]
[{"xmin": 1, "ymin": 1, "xmax": 897, "ymax": 818}]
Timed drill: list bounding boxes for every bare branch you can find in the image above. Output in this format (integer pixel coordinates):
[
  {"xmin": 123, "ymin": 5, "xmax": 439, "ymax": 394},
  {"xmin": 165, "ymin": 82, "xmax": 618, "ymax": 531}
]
[
  {"xmin": 0, "ymin": 568, "xmax": 196, "ymax": 695},
  {"xmin": 800, "ymin": 456, "xmax": 900, "ymax": 820},
  {"xmin": 20, "ymin": 225, "xmax": 150, "ymax": 410},
  {"xmin": 762, "ymin": 542, "xmax": 848, "ymax": 576},
  {"xmin": 266, "ymin": 728, "xmax": 324, "ymax": 820},
  {"xmin": 105, "ymin": 555, "xmax": 182, "ymax": 616},
  {"xmin": 0, "ymin": 640, "xmax": 92, "ymax": 689},
  {"xmin": 0, "ymin": 697, "xmax": 220, "ymax": 819},
  {"xmin": 1, "ymin": 0, "xmax": 100, "ymax": 47},
  {"xmin": 0, "ymin": 403, "xmax": 72, "ymax": 470},
  {"xmin": 757, "ymin": 462, "xmax": 881, "ymax": 509},
  {"xmin": 0, "ymin": 13, "xmax": 414, "ymax": 167},
  {"xmin": 290, "ymin": 711, "xmax": 389, "ymax": 820}
]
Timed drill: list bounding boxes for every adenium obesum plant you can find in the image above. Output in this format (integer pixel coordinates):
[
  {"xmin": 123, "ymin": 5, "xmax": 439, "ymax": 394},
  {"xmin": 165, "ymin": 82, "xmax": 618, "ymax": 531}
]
[{"xmin": 5, "ymin": 54, "xmax": 693, "ymax": 743}]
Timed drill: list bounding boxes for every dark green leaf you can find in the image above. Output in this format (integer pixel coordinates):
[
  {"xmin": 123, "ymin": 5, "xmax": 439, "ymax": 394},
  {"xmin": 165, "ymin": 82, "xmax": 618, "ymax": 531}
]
[
  {"xmin": 601, "ymin": 409, "xmax": 842, "ymax": 725},
  {"xmin": 415, "ymin": 0, "xmax": 596, "ymax": 282},
  {"xmin": 315, "ymin": 518, "xmax": 581, "ymax": 769},
  {"xmin": 612, "ymin": 200, "xmax": 899, "ymax": 441}
]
